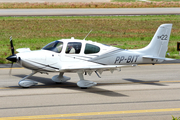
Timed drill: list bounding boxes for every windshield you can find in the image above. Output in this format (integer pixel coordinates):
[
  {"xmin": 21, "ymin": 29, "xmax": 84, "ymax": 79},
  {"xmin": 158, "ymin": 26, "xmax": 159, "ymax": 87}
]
[{"xmin": 42, "ymin": 41, "xmax": 63, "ymax": 53}]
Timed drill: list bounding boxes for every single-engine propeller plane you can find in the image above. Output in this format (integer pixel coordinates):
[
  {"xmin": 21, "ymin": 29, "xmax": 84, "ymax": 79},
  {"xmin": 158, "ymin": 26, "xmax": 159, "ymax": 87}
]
[{"xmin": 6, "ymin": 24, "xmax": 173, "ymax": 88}]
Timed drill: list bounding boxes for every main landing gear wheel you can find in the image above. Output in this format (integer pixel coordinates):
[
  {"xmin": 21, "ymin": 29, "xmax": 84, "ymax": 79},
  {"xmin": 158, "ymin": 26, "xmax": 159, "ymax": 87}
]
[
  {"xmin": 77, "ymin": 73, "xmax": 97, "ymax": 88},
  {"xmin": 52, "ymin": 72, "xmax": 71, "ymax": 83}
]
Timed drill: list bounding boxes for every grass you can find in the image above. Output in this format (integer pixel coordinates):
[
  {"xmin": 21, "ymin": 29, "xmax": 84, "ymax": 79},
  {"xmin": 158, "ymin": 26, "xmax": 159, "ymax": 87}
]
[
  {"xmin": 0, "ymin": 15, "xmax": 180, "ymax": 64},
  {"xmin": 172, "ymin": 116, "xmax": 180, "ymax": 120},
  {"xmin": 0, "ymin": 1, "xmax": 179, "ymax": 8}
]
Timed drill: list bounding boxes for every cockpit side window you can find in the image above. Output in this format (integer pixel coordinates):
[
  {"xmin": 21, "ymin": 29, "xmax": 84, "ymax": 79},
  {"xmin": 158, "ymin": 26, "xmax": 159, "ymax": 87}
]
[
  {"xmin": 84, "ymin": 43, "xmax": 100, "ymax": 54},
  {"xmin": 56, "ymin": 42, "xmax": 63, "ymax": 53},
  {"xmin": 66, "ymin": 42, "xmax": 82, "ymax": 54},
  {"xmin": 42, "ymin": 41, "xmax": 63, "ymax": 53}
]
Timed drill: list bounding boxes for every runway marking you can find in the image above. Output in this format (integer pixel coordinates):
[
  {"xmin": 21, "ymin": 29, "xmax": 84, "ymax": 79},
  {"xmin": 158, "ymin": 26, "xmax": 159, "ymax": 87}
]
[
  {"xmin": 0, "ymin": 87, "xmax": 10, "ymax": 89},
  {"xmin": 0, "ymin": 67, "xmax": 24, "ymax": 69},
  {"xmin": 0, "ymin": 108, "xmax": 180, "ymax": 119}
]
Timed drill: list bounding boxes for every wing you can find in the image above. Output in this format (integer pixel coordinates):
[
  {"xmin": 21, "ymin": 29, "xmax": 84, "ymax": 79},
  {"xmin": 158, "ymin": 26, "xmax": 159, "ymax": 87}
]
[{"xmin": 59, "ymin": 64, "xmax": 137, "ymax": 75}]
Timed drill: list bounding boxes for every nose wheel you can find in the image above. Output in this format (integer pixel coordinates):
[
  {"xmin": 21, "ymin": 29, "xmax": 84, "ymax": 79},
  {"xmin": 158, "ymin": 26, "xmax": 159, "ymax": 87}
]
[{"xmin": 18, "ymin": 71, "xmax": 38, "ymax": 88}]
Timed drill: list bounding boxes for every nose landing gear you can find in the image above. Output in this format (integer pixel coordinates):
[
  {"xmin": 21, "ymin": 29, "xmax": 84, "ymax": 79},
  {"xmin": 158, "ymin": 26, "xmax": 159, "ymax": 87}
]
[{"xmin": 18, "ymin": 71, "xmax": 38, "ymax": 88}]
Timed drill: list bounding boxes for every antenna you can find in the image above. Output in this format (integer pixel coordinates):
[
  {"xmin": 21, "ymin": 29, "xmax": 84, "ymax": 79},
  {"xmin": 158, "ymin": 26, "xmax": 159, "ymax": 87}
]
[{"xmin": 83, "ymin": 29, "xmax": 92, "ymax": 40}]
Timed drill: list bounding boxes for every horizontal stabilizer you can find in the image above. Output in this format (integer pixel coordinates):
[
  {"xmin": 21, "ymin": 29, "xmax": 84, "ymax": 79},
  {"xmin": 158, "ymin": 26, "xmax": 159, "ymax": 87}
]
[{"xmin": 143, "ymin": 56, "xmax": 175, "ymax": 61}]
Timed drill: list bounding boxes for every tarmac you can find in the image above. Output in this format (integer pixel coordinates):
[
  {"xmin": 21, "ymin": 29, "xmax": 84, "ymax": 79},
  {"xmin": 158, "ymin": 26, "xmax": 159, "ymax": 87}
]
[{"xmin": 0, "ymin": 64, "xmax": 180, "ymax": 120}]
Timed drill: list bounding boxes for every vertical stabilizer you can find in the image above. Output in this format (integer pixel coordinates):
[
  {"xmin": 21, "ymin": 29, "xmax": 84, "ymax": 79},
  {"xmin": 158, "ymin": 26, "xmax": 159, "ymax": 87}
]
[{"xmin": 140, "ymin": 24, "xmax": 172, "ymax": 58}]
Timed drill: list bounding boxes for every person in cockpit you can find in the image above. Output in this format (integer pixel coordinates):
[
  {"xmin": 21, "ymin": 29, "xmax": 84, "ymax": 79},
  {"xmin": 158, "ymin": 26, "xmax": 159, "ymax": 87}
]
[{"xmin": 66, "ymin": 44, "xmax": 75, "ymax": 54}]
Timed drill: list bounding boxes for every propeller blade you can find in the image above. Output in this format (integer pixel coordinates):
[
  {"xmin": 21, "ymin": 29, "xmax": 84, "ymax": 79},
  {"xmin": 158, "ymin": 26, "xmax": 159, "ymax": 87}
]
[
  {"xmin": 7, "ymin": 36, "xmax": 16, "ymax": 75},
  {"xmin": 10, "ymin": 36, "xmax": 14, "ymax": 55},
  {"xmin": 9, "ymin": 62, "xmax": 13, "ymax": 75}
]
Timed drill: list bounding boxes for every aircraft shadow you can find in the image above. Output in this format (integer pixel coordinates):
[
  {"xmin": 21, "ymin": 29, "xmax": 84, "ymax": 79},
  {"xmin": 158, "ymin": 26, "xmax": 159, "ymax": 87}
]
[
  {"xmin": 12, "ymin": 74, "xmax": 128, "ymax": 97},
  {"xmin": 123, "ymin": 78, "xmax": 167, "ymax": 86}
]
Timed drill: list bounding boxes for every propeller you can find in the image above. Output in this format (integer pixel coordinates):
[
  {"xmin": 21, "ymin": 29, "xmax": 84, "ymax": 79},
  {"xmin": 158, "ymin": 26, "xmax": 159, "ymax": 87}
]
[
  {"xmin": 6, "ymin": 36, "xmax": 17, "ymax": 75},
  {"xmin": 10, "ymin": 36, "xmax": 14, "ymax": 55}
]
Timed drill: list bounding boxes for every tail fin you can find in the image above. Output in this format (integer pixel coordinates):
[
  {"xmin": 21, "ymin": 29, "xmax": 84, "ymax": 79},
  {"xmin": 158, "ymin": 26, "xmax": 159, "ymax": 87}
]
[{"xmin": 140, "ymin": 24, "xmax": 172, "ymax": 58}]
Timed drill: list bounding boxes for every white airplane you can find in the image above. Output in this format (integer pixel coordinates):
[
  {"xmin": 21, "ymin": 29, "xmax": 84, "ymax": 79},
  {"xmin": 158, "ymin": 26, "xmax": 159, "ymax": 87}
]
[{"xmin": 6, "ymin": 24, "xmax": 173, "ymax": 88}]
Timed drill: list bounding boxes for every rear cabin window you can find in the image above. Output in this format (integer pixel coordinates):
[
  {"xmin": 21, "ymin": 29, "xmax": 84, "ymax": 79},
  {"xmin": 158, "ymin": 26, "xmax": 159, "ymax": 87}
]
[
  {"xmin": 84, "ymin": 43, "xmax": 100, "ymax": 54},
  {"xmin": 66, "ymin": 42, "xmax": 82, "ymax": 54}
]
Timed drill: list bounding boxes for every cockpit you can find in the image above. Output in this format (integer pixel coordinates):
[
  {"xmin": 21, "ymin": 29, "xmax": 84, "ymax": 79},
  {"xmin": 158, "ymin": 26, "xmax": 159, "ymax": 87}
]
[{"xmin": 42, "ymin": 40, "xmax": 101, "ymax": 54}]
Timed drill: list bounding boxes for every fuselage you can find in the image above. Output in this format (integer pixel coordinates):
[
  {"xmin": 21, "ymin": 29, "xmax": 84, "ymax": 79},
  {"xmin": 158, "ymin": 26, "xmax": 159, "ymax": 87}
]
[{"xmin": 15, "ymin": 37, "xmax": 161, "ymax": 72}]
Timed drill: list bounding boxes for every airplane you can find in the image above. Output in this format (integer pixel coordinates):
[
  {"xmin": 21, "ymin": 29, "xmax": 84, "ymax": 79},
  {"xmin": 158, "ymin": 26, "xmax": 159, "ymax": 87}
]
[{"xmin": 6, "ymin": 24, "xmax": 173, "ymax": 88}]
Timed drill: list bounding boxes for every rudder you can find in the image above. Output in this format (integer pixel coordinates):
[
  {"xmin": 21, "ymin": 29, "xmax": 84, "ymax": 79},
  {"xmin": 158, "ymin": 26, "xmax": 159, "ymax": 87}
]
[{"xmin": 140, "ymin": 24, "xmax": 172, "ymax": 58}]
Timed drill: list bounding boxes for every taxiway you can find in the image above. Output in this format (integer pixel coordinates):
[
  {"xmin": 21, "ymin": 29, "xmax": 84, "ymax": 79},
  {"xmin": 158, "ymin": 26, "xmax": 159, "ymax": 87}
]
[
  {"xmin": 0, "ymin": 8, "xmax": 180, "ymax": 16},
  {"xmin": 0, "ymin": 64, "xmax": 180, "ymax": 120}
]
